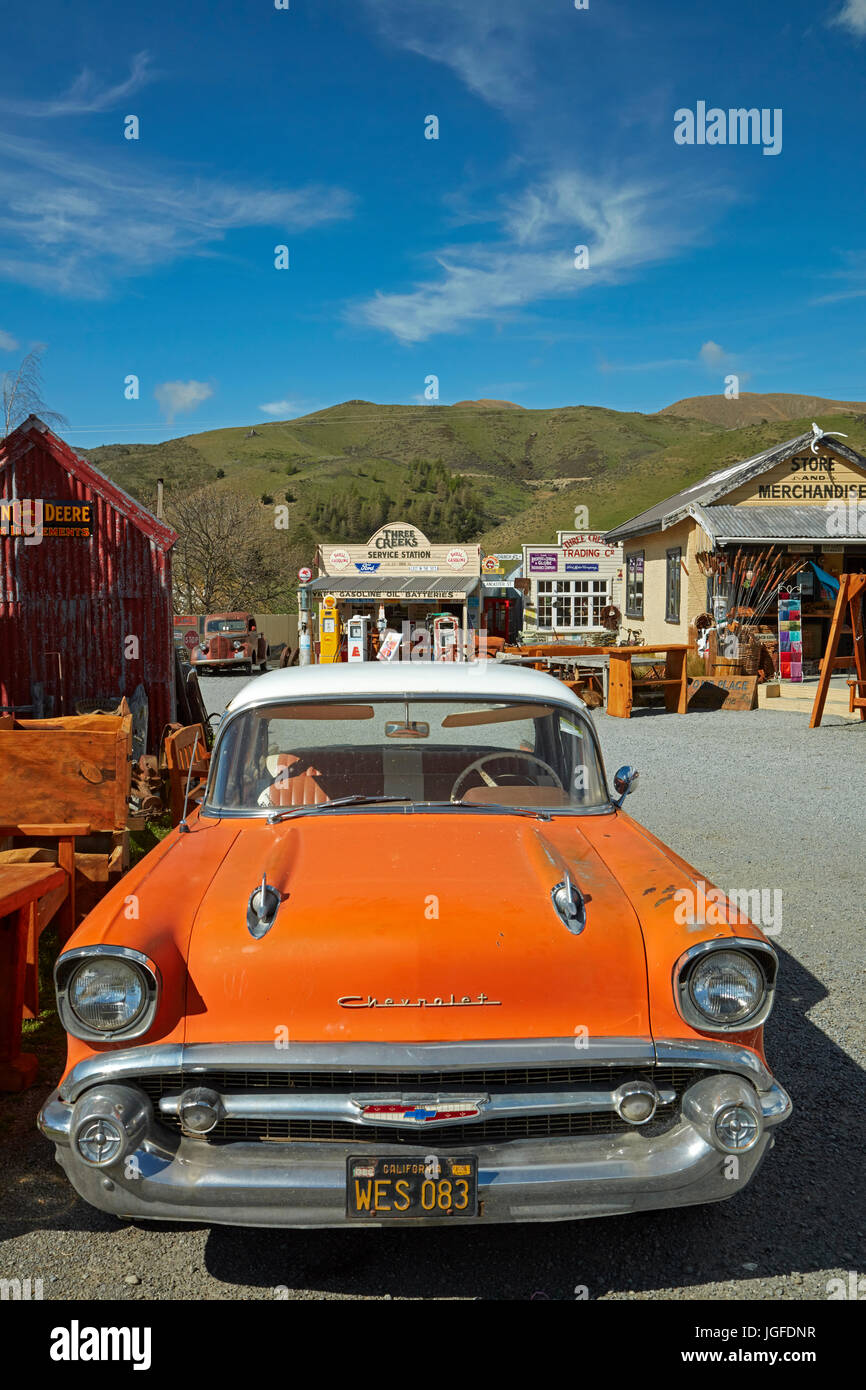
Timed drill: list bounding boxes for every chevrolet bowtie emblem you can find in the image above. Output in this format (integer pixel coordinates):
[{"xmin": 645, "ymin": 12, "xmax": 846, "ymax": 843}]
[{"xmin": 352, "ymin": 1095, "xmax": 489, "ymax": 1126}]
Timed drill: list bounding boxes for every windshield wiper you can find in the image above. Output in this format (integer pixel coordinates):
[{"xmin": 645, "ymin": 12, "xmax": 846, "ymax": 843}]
[
  {"xmin": 419, "ymin": 800, "xmax": 552, "ymax": 820},
  {"xmin": 267, "ymin": 796, "xmax": 553, "ymax": 823},
  {"xmin": 267, "ymin": 795, "xmax": 412, "ymax": 823}
]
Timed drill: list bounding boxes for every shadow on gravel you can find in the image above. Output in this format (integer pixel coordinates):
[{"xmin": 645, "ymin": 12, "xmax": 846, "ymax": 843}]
[
  {"xmin": 198, "ymin": 946, "xmax": 862, "ymax": 1301},
  {"xmin": 1, "ymin": 947, "xmax": 860, "ymax": 1300}
]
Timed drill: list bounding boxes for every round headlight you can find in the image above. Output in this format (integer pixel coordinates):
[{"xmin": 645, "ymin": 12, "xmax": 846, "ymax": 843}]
[
  {"xmin": 689, "ymin": 950, "xmax": 764, "ymax": 1026},
  {"xmin": 68, "ymin": 957, "xmax": 146, "ymax": 1033}
]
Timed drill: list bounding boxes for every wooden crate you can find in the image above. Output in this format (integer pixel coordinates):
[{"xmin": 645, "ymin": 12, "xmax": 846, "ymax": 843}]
[{"xmin": 0, "ymin": 708, "xmax": 132, "ymax": 832}]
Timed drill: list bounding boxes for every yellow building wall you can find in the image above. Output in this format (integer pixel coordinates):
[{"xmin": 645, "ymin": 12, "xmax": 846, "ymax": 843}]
[{"xmin": 622, "ymin": 519, "xmax": 705, "ymax": 646}]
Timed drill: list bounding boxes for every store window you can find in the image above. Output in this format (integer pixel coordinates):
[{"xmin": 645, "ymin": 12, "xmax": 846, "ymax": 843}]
[
  {"xmin": 536, "ymin": 579, "xmax": 611, "ymax": 629},
  {"xmin": 625, "ymin": 552, "xmax": 644, "ymax": 619},
  {"xmin": 666, "ymin": 547, "xmax": 682, "ymax": 624}
]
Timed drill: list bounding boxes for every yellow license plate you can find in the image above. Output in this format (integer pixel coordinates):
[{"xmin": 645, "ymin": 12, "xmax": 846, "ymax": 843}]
[{"xmin": 346, "ymin": 1156, "xmax": 478, "ymax": 1219}]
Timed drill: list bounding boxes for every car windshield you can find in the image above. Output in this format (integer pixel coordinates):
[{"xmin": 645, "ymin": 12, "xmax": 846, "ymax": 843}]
[
  {"xmin": 204, "ymin": 698, "xmax": 608, "ymax": 815},
  {"xmin": 207, "ymin": 619, "xmax": 248, "ymax": 633}
]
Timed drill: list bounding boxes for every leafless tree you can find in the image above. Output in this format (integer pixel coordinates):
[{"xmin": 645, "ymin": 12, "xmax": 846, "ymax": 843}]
[
  {"xmin": 167, "ymin": 486, "xmax": 295, "ymax": 613},
  {"xmin": 1, "ymin": 348, "xmax": 67, "ymax": 439}
]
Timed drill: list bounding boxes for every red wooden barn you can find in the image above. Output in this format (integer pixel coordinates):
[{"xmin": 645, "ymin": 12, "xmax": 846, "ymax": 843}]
[{"xmin": 0, "ymin": 416, "xmax": 178, "ymax": 747}]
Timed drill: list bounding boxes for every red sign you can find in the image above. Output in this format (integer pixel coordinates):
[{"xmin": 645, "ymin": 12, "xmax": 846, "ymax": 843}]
[
  {"xmin": 298, "ymin": 566, "xmax": 312, "ymax": 583},
  {"xmin": 183, "ymin": 630, "xmax": 198, "ymax": 651}
]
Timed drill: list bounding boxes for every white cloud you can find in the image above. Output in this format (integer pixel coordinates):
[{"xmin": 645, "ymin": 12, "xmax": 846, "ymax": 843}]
[
  {"xmin": 352, "ymin": 171, "xmax": 721, "ymax": 343},
  {"xmin": 698, "ymin": 340, "xmax": 750, "ymax": 385},
  {"xmin": 154, "ymin": 380, "xmax": 213, "ymax": 423},
  {"xmin": 831, "ymin": 1, "xmax": 866, "ymax": 36},
  {"xmin": 0, "ymin": 132, "xmax": 354, "ymax": 296},
  {"xmin": 0, "ymin": 52, "xmax": 155, "ymax": 118},
  {"xmin": 0, "ymin": 328, "xmax": 18, "ymax": 351},
  {"xmin": 364, "ymin": 0, "xmax": 541, "ymax": 110},
  {"xmin": 699, "ymin": 341, "xmax": 731, "ymax": 369},
  {"xmin": 258, "ymin": 400, "xmax": 298, "ymax": 417}
]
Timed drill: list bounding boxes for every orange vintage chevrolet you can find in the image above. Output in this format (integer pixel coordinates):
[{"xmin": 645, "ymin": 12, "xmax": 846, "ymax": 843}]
[{"xmin": 39, "ymin": 662, "xmax": 791, "ymax": 1227}]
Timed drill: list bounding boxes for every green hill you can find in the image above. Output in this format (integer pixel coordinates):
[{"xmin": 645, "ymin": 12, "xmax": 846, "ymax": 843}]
[{"xmin": 83, "ymin": 399, "xmax": 866, "ymax": 548}]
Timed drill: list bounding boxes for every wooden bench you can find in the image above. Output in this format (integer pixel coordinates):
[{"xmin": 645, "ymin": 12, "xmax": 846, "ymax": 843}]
[
  {"xmin": 607, "ymin": 646, "xmax": 689, "ymax": 719},
  {"xmin": 848, "ymin": 679, "xmax": 866, "ymax": 714},
  {"xmin": 165, "ymin": 724, "xmax": 211, "ymax": 825}
]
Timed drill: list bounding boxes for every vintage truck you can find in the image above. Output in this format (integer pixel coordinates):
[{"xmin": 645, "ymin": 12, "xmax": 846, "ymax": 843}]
[
  {"xmin": 191, "ymin": 613, "xmax": 268, "ymax": 675},
  {"xmin": 39, "ymin": 662, "xmax": 790, "ymax": 1227}
]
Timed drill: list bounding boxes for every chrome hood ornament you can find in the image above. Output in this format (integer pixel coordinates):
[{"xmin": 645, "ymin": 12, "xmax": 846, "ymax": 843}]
[
  {"xmin": 552, "ymin": 870, "xmax": 586, "ymax": 935},
  {"xmin": 247, "ymin": 874, "xmax": 282, "ymax": 939}
]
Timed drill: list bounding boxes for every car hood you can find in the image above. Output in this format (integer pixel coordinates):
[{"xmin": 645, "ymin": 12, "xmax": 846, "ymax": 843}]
[{"xmin": 182, "ymin": 811, "xmax": 652, "ymax": 1044}]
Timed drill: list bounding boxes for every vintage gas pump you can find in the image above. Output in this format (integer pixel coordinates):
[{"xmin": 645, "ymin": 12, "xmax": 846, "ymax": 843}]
[
  {"xmin": 318, "ymin": 594, "xmax": 342, "ymax": 664},
  {"xmin": 346, "ymin": 614, "xmax": 370, "ymax": 662},
  {"xmin": 297, "ymin": 571, "xmax": 312, "ymax": 666},
  {"xmin": 431, "ymin": 612, "xmax": 460, "ymax": 662}
]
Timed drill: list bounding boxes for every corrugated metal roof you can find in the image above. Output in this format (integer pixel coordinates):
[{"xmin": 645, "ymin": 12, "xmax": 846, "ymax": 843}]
[
  {"xmin": 308, "ymin": 575, "xmax": 479, "ymax": 597},
  {"xmin": 692, "ymin": 504, "xmax": 864, "ymax": 542},
  {"xmin": 0, "ymin": 416, "xmax": 178, "ymax": 552},
  {"xmin": 605, "ymin": 430, "xmax": 866, "ymax": 542}
]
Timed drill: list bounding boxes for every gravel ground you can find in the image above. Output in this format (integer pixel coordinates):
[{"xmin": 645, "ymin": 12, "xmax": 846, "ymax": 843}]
[{"xmin": 2, "ymin": 673, "xmax": 863, "ymax": 1302}]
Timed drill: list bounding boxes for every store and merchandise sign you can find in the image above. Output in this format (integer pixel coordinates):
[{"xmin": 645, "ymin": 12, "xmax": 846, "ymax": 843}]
[{"xmin": 756, "ymin": 453, "xmax": 866, "ymax": 502}]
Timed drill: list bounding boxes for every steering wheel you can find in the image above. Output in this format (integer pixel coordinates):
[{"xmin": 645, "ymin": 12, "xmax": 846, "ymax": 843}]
[{"xmin": 450, "ymin": 751, "xmax": 564, "ymax": 803}]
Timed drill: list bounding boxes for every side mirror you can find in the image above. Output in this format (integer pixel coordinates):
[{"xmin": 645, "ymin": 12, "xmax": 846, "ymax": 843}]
[{"xmin": 612, "ymin": 765, "xmax": 639, "ymax": 808}]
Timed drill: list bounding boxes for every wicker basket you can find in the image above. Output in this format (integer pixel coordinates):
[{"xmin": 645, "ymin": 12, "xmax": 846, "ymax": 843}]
[{"xmin": 739, "ymin": 634, "xmax": 761, "ymax": 676}]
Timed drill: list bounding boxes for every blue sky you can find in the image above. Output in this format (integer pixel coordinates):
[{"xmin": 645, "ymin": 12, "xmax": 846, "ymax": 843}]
[{"xmin": 1, "ymin": 0, "xmax": 865, "ymax": 446}]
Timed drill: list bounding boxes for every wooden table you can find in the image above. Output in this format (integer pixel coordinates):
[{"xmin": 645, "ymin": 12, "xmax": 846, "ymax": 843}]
[
  {"xmin": 496, "ymin": 651, "xmax": 610, "ymax": 701},
  {"xmin": 498, "ymin": 645, "xmax": 689, "ymax": 717},
  {"xmin": 0, "ymin": 822, "xmax": 89, "ymax": 944},
  {"xmin": 0, "ymin": 863, "xmax": 68, "ymax": 1090},
  {"xmin": 607, "ymin": 646, "xmax": 689, "ymax": 718}
]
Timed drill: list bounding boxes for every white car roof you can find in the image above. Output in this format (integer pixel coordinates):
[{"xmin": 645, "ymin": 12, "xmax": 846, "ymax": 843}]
[{"xmin": 225, "ymin": 659, "xmax": 587, "ymax": 714}]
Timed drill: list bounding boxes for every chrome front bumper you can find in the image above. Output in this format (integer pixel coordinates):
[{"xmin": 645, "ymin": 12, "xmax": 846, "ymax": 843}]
[{"xmin": 38, "ymin": 1039, "xmax": 792, "ymax": 1229}]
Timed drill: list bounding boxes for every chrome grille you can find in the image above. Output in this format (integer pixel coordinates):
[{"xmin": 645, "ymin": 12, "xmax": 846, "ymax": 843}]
[
  {"xmin": 206, "ymin": 1110, "xmax": 678, "ymax": 1146},
  {"xmin": 135, "ymin": 1065, "xmax": 708, "ymax": 1146},
  {"xmin": 138, "ymin": 1064, "xmax": 697, "ymax": 1096}
]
